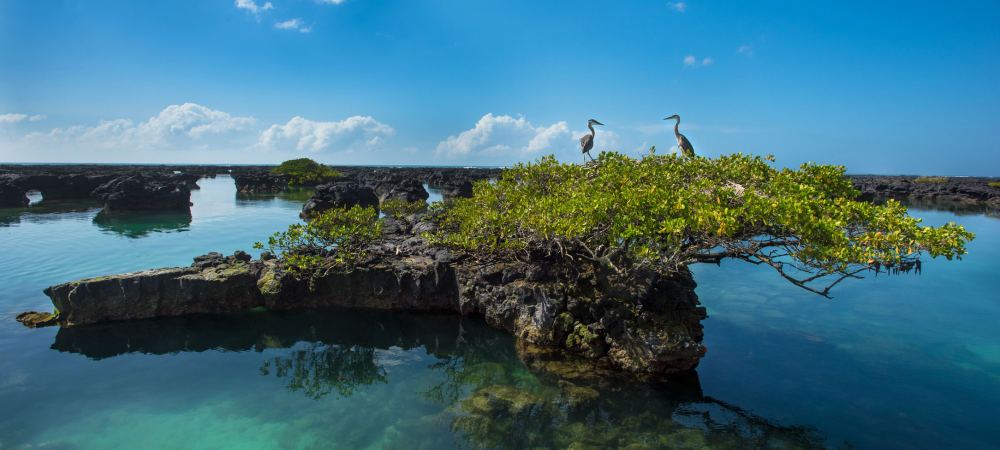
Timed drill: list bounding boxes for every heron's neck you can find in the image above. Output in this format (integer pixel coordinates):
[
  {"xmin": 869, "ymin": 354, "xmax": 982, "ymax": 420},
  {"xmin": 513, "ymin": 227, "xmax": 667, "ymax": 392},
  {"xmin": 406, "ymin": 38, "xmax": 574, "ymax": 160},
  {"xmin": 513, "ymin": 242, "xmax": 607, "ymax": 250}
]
[
  {"xmin": 673, "ymin": 117, "xmax": 681, "ymax": 137},
  {"xmin": 588, "ymin": 123, "xmax": 596, "ymax": 136}
]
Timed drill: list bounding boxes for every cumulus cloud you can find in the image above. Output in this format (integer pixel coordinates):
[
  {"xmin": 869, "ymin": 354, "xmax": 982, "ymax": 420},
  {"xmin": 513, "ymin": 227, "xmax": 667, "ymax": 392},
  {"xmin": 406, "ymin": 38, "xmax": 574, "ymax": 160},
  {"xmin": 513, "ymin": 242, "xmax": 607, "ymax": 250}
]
[
  {"xmin": 274, "ymin": 18, "xmax": 311, "ymax": 33},
  {"xmin": 683, "ymin": 55, "xmax": 713, "ymax": 67},
  {"xmin": 0, "ymin": 113, "xmax": 45, "ymax": 124},
  {"xmin": 235, "ymin": 0, "xmax": 273, "ymax": 15},
  {"xmin": 259, "ymin": 116, "xmax": 394, "ymax": 152},
  {"xmin": 436, "ymin": 113, "xmax": 570, "ymax": 158},
  {"xmin": 26, "ymin": 103, "xmax": 256, "ymax": 149},
  {"xmin": 667, "ymin": 1, "xmax": 687, "ymax": 12}
]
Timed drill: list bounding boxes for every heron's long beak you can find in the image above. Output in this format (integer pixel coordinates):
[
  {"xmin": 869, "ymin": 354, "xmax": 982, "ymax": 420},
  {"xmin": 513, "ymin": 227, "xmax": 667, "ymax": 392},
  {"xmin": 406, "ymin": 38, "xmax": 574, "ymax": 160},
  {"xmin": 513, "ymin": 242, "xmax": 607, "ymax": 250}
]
[{"xmin": 593, "ymin": 120, "xmax": 605, "ymax": 126}]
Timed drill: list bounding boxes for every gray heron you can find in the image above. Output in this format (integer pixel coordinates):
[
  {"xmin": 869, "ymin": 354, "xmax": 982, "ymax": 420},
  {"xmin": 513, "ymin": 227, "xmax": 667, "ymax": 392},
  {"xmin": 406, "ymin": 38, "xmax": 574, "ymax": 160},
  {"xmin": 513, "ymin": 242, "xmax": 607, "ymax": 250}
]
[
  {"xmin": 664, "ymin": 114, "xmax": 695, "ymax": 157},
  {"xmin": 579, "ymin": 119, "xmax": 604, "ymax": 162}
]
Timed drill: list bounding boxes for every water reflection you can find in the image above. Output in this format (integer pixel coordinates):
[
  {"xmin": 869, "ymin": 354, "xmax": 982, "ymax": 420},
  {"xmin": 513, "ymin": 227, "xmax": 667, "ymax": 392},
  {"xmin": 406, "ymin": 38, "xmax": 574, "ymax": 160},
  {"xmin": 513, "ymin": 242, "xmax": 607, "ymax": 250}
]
[
  {"xmin": 261, "ymin": 343, "xmax": 388, "ymax": 399},
  {"xmin": 92, "ymin": 211, "xmax": 192, "ymax": 238},
  {"xmin": 901, "ymin": 198, "xmax": 1000, "ymax": 219},
  {"xmin": 0, "ymin": 199, "xmax": 101, "ymax": 227},
  {"xmin": 52, "ymin": 309, "xmax": 828, "ymax": 449},
  {"xmin": 235, "ymin": 188, "xmax": 315, "ymax": 206}
]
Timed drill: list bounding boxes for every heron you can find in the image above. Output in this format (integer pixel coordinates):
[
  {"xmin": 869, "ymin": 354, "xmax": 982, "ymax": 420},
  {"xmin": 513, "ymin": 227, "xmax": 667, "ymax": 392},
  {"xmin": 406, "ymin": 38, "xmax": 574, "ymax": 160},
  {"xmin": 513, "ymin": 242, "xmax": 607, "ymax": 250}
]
[
  {"xmin": 664, "ymin": 114, "xmax": 695, "ymax": 157},
  {"xmin": 579, "ymin": 119, "xmax": 604, "ymax": 162}
]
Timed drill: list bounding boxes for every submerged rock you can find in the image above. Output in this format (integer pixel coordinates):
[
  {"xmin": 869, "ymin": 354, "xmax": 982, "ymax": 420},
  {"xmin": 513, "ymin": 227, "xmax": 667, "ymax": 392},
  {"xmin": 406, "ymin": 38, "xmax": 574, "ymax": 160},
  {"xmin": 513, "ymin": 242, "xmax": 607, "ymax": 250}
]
[{"xmin": 15, "ymin": 311, "xmax": 59, "ymax": 328}]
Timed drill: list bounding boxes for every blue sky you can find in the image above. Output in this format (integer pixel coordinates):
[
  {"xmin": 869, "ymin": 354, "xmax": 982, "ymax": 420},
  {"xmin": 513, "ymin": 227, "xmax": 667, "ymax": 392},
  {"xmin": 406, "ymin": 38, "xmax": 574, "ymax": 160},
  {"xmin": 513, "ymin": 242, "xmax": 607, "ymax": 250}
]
[{"xmin": 1, "ymin": 0, "xmax": 998, "ymax": 174}]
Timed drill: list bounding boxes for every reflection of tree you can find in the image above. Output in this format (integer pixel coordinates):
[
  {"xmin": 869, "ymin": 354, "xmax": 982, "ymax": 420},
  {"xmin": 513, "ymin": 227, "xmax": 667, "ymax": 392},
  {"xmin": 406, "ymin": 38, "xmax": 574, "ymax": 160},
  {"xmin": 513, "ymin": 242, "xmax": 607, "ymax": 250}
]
[
  {"xmin": 50, "ymin": 309, "xmax": 830, "ymax": 448},
  {"xmin": 437, "ymin": 344, "xmax": 829, "ymax": 450},
  {"xmin": 235, "ymin": 188, "xmax": 315, "ymax": 205},
  {"xmin": 259, "ymin": 343, "xmax": 387, "ymax": 399},
  {"xmin": 423, "ymin": 327, "xmax": 521, "ymax": 406}
]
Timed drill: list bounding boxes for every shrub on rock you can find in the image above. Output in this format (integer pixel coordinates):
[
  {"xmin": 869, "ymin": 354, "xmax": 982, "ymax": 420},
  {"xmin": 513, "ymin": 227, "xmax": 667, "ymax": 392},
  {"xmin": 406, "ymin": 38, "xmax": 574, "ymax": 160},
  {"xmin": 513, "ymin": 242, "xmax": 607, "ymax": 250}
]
[{"xmin": 272, "ymin": 158, "xmax": 341, "ymax": 186}]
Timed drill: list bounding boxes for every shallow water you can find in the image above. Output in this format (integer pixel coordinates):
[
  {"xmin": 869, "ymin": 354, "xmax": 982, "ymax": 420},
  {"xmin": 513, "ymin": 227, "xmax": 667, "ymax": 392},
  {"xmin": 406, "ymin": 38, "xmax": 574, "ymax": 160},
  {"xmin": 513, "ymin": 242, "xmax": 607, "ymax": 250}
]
[{"xmin": 0, "ymin": 175, "xmax": 997, "ymax": 449}]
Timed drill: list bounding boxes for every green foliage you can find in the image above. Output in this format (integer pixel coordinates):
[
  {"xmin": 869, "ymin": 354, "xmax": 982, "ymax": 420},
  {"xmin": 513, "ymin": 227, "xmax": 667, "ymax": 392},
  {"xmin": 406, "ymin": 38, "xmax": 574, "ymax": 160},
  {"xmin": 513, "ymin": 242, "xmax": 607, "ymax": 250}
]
[
  {"xmin": 272, "ymin": 158, "xmax": 341, "ymax": 186},
  {"xmin": 381, "ymin": 198, "xmax": 427, "ymax": 218},
  {"xmin": 254, "ymin": 205, "xmax": 382, "ymax": 273},
  {"xmin": 434, "ymin": 152, "xmax": 974, "ymax": 297},
  {"xmin": 988, "ymin": 181, "xmax": 1000, "ymax": 188},
  {"xmin": 914, "ymin": 176, "xmax": 948, "ymax": 184}
]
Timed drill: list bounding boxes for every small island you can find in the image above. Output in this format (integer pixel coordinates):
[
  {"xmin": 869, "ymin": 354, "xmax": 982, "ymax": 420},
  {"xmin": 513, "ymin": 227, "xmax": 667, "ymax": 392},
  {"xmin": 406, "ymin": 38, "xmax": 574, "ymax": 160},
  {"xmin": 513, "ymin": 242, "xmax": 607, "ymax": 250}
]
[{"xmin": 18, "ymin": 153, "xmax": 973, "ymax": 377}]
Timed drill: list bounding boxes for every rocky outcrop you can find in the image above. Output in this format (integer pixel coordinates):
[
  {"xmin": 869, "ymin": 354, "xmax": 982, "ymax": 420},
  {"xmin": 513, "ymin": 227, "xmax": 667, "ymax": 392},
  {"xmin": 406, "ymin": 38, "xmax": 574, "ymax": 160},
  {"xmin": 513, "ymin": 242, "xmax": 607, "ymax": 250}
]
[
  {"xmin": 13, "ymin": 173, "xmax": 116, "ymax": 201},
  {"xmin": 41, "ymin": 252, "xmax": 261, "ymax": 326},
  {"xmin": 0, "ymin": 175, "xmax": 29, "ymax": 207},
  {"xmin": 233, "ymin": 172, "xmax": 290, "ymax": 193},
  {"xmin": 91, "ymin": 174, "xmax": 193, "ymax": 212},
  {"xmin": 436, "ymin": 180, "xmax": 474, "ymax": 200},
  {"xmin": 29, "ymin": 216, "xmax": 708, "ymax": 376},
  {"xmin": 374, "ymin": 177, "xmax": 429, "ymax": 204},
  {"xmin": 850, "ymin": 175, "xmax": 1000, "ymax": 210},
  {"xmin": 0, "ymin": 164, "xmax": 500, "ymax": 209},
  {"xmin": 300, "ymin": 182, "xmax": 380, "ymax": 218}
]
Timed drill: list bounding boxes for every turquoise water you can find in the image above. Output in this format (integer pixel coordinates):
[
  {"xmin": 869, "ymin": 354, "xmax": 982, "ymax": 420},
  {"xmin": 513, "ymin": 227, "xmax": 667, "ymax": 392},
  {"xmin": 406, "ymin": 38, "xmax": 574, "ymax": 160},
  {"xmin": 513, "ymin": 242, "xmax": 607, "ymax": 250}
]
[{"xmin": 0, "ymin": 176, "xmax": 998, "ymax": 449}]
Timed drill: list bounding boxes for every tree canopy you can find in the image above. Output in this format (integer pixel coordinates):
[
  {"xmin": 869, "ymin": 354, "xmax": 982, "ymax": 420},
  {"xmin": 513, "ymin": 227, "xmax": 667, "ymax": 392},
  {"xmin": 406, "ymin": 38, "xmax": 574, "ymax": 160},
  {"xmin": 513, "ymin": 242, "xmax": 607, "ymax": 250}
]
[
  {"xmin": 432, "ymin": 152, "xmax": 974, "ymax": 297},
  {"xmin": 272, "ymin": 158, "xmax": 341, "ymax": 186},
  {"xmin": 254, "ymin": 205, "xmax": 381, "ymax": 272}
]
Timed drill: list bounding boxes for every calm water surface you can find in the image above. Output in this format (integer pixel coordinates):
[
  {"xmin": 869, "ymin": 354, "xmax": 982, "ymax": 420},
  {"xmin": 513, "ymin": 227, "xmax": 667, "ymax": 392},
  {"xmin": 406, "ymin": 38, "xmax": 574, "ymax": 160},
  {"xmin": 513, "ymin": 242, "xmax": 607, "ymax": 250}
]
[{"xmin": 0, "ymin": 176, "xmax": 997, "ymax": 449}]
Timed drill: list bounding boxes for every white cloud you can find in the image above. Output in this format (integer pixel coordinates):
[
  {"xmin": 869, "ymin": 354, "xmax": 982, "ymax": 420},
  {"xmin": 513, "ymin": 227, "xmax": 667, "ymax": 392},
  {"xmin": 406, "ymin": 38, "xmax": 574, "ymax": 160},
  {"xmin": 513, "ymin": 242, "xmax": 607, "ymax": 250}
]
[
  {"xmin": 737, "ymin": 44, "xmax": 754, "ymax": 57},
  {"xmin": 235, "ymin": 0, "xmax": 273, "ymax": 15},
  {"xmin": 316, "ymin": 0, "xmax": 348, "ymax": 4},
  {"xmin": 683, "ymin": 55, "xmax": 713, "ymax": 67},
  {"xmin": 259, "ymin": 116, "xmax": 394, "ymax": 152},
  {"xmin": 0, "ymin": 113, "xmax": 28, "ymax": 124},
  {"xmin": 0, "ymin": 113, "xmax": 45, "ymax": 124},
  {"xmin": 667, "ymin": 1, "xmax": 687, "ymax": 12},
  {"xmin": 27, "ymin": 103, "xmax": 256, "ymax": 149},
  {"xmin": 274, "ymin": 18, "xmax": 312, "ymax": 33},
  {"xmin": 435, "ymin": 113, "xmax": 570, "ymax": 158}
]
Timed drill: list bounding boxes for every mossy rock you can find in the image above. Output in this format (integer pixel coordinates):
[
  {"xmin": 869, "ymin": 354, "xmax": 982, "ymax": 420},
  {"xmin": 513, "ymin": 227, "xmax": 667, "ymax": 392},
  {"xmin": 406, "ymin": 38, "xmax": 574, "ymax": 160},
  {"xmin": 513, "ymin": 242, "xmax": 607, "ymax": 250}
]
[
  {"xmin": 16, "ymin": 311, "xmax": 59, "ymax": 328},
  {"xmin": 257, "ymin": 269, "xmax": 282, "ymax": 298},
  {"xmin": 565, "ymin": 323, "xmax": 606, "ymax": 358}
]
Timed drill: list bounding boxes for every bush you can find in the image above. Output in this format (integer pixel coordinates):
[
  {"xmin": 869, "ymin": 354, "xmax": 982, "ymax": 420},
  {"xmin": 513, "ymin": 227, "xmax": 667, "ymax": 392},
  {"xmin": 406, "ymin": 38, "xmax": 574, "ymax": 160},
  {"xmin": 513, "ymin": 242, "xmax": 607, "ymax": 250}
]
[
  {"xmin": 434, "ymin": 152, "xmax": 973, "ymax": 297},
  {"xmin": 255, "ymin": 205, "xmax": 382, "ymax": 273},
  {"xmin": 988, "ymin": 181, "xmax": 1000, "ymax": 188},
  {"xmin": 914, "ymin": 176, "xmax": 948, "ymax": 184},
  {"xmin": 381, "ymin": 198, "xmax": 427, "ymax": 219},
  {"xmin": 272, "ymin": 158, "xmax": 341, "ymax": 186}
]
